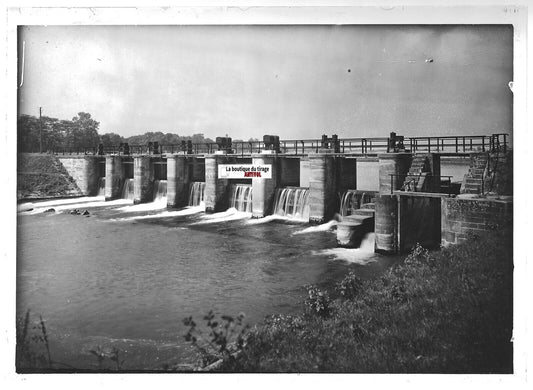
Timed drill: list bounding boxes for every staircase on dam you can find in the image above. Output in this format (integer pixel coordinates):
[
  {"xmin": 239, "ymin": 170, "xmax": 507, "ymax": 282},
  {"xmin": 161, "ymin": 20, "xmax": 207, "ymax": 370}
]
[
  {"xmin": 402, "ymin": 155, "xmax": 431, "ymax": 192},
  {"xmin": 461, "ymin": 153, "xmax": 489, "ymax": 194},
  {"xmin": 336, "ymin": 202, "xmax": 375, "ymax": 248}
]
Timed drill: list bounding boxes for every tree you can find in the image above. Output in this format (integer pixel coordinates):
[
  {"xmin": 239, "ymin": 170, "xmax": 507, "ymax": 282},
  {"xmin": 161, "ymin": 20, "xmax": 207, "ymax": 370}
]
[
  {"xmin": 64, "ymin": 112, "xmax": 100, "ymax": 149},
  {"xmin": 100, "ymin": 132, "xmax": 124, "ymax": 146}
]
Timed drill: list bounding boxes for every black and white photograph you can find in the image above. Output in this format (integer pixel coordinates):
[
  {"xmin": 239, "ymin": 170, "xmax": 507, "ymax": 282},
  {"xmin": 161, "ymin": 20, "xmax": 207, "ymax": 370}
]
[{"xmin": 3, "ymin": 2, "xmax": 530, "ymax": 385}]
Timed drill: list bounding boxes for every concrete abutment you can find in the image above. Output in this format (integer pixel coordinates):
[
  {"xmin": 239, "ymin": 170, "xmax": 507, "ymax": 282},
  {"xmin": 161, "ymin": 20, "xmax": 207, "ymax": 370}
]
[
  {"xmin": 308, "ymin": 154, "xmax": 338, "ymax": 224},
  {"xmin": 252, "ymin": 154, "xmax": 280, "ymax": 218},
  {"xmin": 133, "ymin": 156, "xmax": 154, "ymax": 204},
  {"xmin": 105, "ymin": 156, "xmax": 126, "ymax": 201},
  {"xmin": 166, "ymin": 155, "xmax": 191, "ymax": 208},
  {"xmin": 204, "ymin": 155, "xmax": 236, "ymax": 213}
]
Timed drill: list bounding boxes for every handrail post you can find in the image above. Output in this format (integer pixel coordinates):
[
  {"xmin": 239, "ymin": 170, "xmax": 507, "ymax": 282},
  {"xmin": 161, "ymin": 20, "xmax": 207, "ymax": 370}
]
[
  {"xmin": 503, "ymin": 134, "xmax": 507, "ymax": 153},
  {"xmin": 390, "ymin": 174, "xmax": 393, "ymax": 195},
  {"xmin": 428, "ymin": 137, "xmax": 431, "ymax": 153},
  {"xmin": 482, "ymin": 136, "xmax": 485, "ymax": 152},
  {"xmin": 455, "ymin": 137, "xmax": 458, "ymax": 153}
]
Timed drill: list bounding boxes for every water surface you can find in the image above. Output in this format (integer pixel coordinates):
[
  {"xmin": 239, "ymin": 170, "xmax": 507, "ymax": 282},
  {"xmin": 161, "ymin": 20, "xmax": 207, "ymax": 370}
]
[{"xmin": 17, "ymin": 198, "xmax": 398, "ymax": 370}]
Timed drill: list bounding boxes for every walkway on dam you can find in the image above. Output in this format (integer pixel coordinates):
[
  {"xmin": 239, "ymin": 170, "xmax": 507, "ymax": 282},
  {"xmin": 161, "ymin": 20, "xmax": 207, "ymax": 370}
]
[{"xmin": 53, "ymin": 133, "xmax": 509, "ymax": 157}]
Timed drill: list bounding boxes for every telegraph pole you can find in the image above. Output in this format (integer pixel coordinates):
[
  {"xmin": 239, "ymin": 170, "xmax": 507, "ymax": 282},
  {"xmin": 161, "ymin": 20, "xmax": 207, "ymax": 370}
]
[{"xmin": 39, "ymin": 106, "xmax": 43, "ymax": 153}]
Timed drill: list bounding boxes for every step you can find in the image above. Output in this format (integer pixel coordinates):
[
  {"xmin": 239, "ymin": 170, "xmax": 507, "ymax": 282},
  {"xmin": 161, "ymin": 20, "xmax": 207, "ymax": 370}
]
[
  {"xmin": 360, "ymin": 202, "xmax": 375, "ymax": 210},
  {"xmin": 351, "ymin": 208, "xmax": 375, "ymax": 217},
  {"xmin": 465, "ymin": 178, "xmax": 483, "ymax": 184}
]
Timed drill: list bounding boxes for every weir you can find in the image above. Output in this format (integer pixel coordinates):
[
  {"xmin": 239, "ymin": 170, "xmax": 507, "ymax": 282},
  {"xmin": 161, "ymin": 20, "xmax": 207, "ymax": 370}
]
[
  {"xmin": 48, "ymin": 133, "xmax": 511, "ymax": 255},
  {"xmin": 273, "ymin": 187, "xmax": 310, "ymax": 220},
  {"xmin": 153, "ymin": 180, "xmax": 167, "ymax": 203},
  {"xmin": 339, "ymin": 190, "xmax": 377, "ymax": 217},
  {"xmin": 189, "ymin": 182, "xmax": 206, "ymax": 206},
  {"xmin": 97, "ymin": 177, "xmax": 106, "ymax": 197},
  {"xmin": 122, "ymin": 178, "xmax": 135, "ymax": 200},
  {"xmin": 230, "ymin": 184, "xmax": 253, "ymax": 212}
]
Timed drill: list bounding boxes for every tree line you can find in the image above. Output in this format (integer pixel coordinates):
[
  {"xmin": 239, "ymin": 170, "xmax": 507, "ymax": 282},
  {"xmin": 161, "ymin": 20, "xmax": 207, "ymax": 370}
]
[{"xmin": 17, "ymin": 112, "xmax": 225, "ymax": 153}]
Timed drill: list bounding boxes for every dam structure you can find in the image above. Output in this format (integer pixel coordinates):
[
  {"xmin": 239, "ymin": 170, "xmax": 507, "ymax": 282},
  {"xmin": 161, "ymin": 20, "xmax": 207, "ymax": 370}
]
[{"xmin": 54, "ymin": 132, "xmax": 512, "ymax": 254}]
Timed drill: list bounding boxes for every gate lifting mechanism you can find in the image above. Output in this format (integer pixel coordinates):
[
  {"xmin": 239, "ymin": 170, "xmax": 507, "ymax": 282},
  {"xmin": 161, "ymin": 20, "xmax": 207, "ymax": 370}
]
[
  {"xmin": 387, "ymin": 132, "xmax": 406, "ymax": 153},
  {"xmin": 321, "ymin": 134, "xmax": 341, "ymax": 153}
]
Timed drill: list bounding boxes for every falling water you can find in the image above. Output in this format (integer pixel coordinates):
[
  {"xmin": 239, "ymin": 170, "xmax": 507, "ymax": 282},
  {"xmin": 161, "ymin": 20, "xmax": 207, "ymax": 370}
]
[
  {"xmin": 188, "ymin": 182, "xmax": 205, "ymax": 206},
  {"xmin": 122, "ymin": 179, "xmax": 135, "ymax": 200},
  {"xmin": 273, "ymin": 187, "xmax": 310, "ymax": 220},
  {"xmin": 97, "ymin": 177, "xmax": 106, "ymax": 197},
  {"xmin": 230, "ymin": 184, "xmax": 253, "ymax": 212},
  {"xmin": 339, "ymin": 190, "xmax": 367, "ymax": 217},
  {"xmin": 153, "ymin": 180, "xmax": 168, "ymax": 203}
]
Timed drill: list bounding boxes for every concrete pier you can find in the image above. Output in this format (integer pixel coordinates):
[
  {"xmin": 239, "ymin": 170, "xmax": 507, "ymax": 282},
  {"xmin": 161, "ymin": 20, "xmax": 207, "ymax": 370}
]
[
  {"xmin": 105, "ymin": 156, "xmax": 126, "ymax": 201},
  {"xmin": 252, "ymin": 154, "xmax": 280, "ymax": 218},
  {"xmin": 133, "ymin": 156, "xmax": 154, "ymax": 204},
  {"xmin": 166, "ymin": 155, "xmax": 191, "ymax": 208},
  {"xmin": 378, "ymin": 153, "xmax": 412, "ymax": 194},
  {"xmin": 374, "ymin": 194, "xmax": 398, "ymax": 253},
  {"xmin": 308, "ymin": 154, "xmax": 338, "ymax": 224},
  {"xmin": 204, "ymin": 155, "xmax": 236, "ymax": 213}
]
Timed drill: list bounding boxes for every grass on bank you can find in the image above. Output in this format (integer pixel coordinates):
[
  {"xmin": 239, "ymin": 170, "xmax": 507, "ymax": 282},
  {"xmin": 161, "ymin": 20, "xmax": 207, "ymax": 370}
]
[
  {"xmin": 213, "ymin": 229, "xmax": 513, "ymax": 373},
  {"xmin": 17, "ymin": 153, "xmax": 81, "ymax": 200}
]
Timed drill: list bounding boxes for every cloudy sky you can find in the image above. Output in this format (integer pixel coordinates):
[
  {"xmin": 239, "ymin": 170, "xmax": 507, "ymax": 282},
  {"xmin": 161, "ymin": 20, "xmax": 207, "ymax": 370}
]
[{"xmin": 18, "ymin": 25, "xmax": 513, "ymax": 140}]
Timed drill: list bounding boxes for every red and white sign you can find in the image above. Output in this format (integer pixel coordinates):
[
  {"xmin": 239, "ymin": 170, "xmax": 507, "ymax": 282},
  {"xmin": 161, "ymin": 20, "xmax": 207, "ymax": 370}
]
[{"xmin": 218, "ymin": 164, "xmax": 272, "ymax": 179}]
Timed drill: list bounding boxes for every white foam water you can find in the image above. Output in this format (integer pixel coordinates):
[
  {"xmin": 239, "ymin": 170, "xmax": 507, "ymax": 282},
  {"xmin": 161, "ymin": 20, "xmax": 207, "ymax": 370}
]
[
  {"xmin": 109, "ymin": 205, "xmax": 205, "ymax": 221},
  {"xmin": 115, "ymin": 201, "xmax": 168, "ymax": 213},
  {"xmin": 293, "ymin": 220, "xmax": 338, "ymax": 235},
  {"xmin": 192, "ymin": 207, "xmax": 251, "ymax": 224},
  {"xmin": 312, "ymin": 233, "xmax": 377, "ymax": 265}
]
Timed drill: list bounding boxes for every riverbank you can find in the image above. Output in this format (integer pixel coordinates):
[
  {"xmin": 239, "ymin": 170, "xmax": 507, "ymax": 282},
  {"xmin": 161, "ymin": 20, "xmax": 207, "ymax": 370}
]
[
  {"xmin": 17, "ymin": 153, "xmax": 82, "ymax": 200},
  {"xmin": 211, "ymin": 228, "xmax": 513, "ymax": 373}
]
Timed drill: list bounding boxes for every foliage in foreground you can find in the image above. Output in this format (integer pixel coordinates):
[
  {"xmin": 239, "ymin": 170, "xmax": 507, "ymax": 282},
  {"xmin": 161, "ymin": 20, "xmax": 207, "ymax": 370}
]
[{"xmin": 211, "ymin": 229, "xmax": 513, "ymax": 373}]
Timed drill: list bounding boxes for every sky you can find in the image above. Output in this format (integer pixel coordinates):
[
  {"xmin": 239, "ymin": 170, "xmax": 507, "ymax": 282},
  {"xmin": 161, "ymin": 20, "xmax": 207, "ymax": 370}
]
[{"xmin": 18, "ymin": 25, "xmax": 513, "ymax": 141}]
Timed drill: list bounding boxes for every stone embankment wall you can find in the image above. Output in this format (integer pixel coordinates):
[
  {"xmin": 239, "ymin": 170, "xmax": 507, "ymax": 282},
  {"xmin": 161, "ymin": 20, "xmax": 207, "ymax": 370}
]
[
  {"xmin": 57, "ymin": 155, "xmax": 101, "ymax": 196},
  {"xmin": 441, "ymin": 197, "xmax": 512, "ymax": 245}
]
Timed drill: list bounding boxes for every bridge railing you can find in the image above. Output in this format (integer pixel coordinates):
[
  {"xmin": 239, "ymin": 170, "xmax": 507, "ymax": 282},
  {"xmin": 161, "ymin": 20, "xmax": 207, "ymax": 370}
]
[
  {"xmin": 389, "ymin": 174, "xmax": 455, "ymax": 196},
  {"xmin": 51, "ymin": 133, "xmax": 509, "ymax": 156},
  {"xmin": 406, "ymin": 133, "xmax": 508, "ymax": 154}
]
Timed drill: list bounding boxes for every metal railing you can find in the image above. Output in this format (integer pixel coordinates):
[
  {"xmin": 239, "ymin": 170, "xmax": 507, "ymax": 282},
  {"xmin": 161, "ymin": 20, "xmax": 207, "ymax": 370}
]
[
  {"xmin": 389, "ymin": 174, "xmax": 454, "ymax": 196},
  {"xmin": 51, "ymin": 133, "xmax": 509, "ymax": 156},
  {"xmin": 407, "ymin": 133, "xmax": 508, "ymax": 154}
]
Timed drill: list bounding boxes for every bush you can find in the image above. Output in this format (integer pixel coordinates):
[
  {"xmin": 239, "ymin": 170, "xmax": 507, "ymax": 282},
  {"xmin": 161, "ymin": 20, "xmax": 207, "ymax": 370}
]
[
  {"xmin": 304, "ymin": 285, "xmax": 331, "ymax": 317},
  {"xmin": 183, "ymin": 311, "xmax": 250, "ymax": 369},
  {"xmin": 226, "ymin": 229, "xmax": 513, "ymax": 373},
  {"xmin": 336, "ymin": 272, "xmax": 363, "ymax": 300}
]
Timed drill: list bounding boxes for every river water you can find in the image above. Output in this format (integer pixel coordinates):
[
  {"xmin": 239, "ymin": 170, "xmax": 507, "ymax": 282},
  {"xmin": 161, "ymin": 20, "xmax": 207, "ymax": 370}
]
[{"xmin": 17, "ymin": 196, "xmax": 399, "ymax": 370}]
